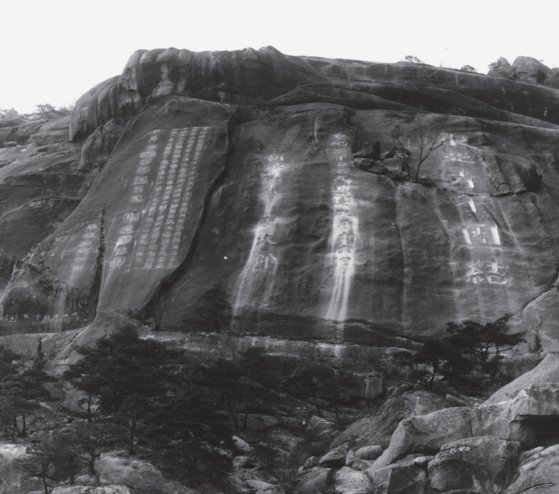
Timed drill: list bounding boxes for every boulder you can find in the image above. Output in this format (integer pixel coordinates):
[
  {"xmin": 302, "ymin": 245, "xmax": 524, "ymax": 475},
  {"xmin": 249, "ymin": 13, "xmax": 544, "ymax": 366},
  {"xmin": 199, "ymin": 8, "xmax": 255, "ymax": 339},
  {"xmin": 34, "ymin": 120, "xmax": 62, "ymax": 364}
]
[
  {"xmin": 505, "ymin": 444, "xmax": 559, "ymax": 493},
  {"xmin": 29, "ymin": 115, "xmax": 71, "ymax": 146},
  {"xmin": 354, "ymin": 445, "xmax": 383, "ymax": 461},
  {"xmin": 299, "ymin": 456, "xmax": 319, "ymax": 472},
  {"xmin": 372, "ymin": 407, "xmax": 476, "ymax": 468},
  {"xmin": 51, "ymin": 487, "xmax": 132, "ymax": 494},
  {"xmin": 485, "ymin": 353, "xmax": 559, "ymax": 404},
  {"xmin": 0, "ymin": 443, "xmax": 38, "ymax": 494},
  {"xmin": 334, "ymin": 466, "xmax": 370, "ymax": 494},
  {"xmin": 373, "ymin": 384, "xmax": 559, "ymax": 469},
  {"xmin": 479, "ymin": 385, "xmax": 559, "ymax": 443},
  {"xmin": 512, "ymin": 56, "xmax": 551, "ymax": 85},
  {"xmin": 345, "ymin": 456, "xmax": 374, "ymax": 472},
  {"xmin": 372, "ymin": 385, "xmax": 559, "ymax": 472},
  {"xmin": 367, "ymin": 463, "xmax": 427, "ymax": 494},
  {"xmin": 488, "ymin": 57, "xmax": 515, "ymax": 79},
  {"xmin": 411, "ymin": 456, "xmax": 432, "ymax": 468},
  {"xmin": 332, "ymin": 391, "xmax": 450, "ymax": 449},
  {"xmin": 77, "ymin": 118, "xmax": 126, "ymax": 172},
  {"xmin": 232, "ymin": 455, "xmax": 255, "ymax": 469},
  {"xmin": 97, "ymin": 453, "xmax": 193, "ymax": 494},
  {"xmin": 246, "ymin": 479, "xmax": 283, "ymax": 493},
  {"xmin": 233, "ymin": 435, "xmax": 253, "ymax": 453},
  {"xmin": 428, "ymin": 436, "xmax": 521, "ymax": 493},
  {"xmin": 296, "ymin": 467, "xmax": 333, "ymax": 494},
  {"xmin": 545, "ymin": 67, "xmax": 559, "ymax": 89},
  {"xmin": 305, "ymin": 415, "xmax": 334, "ymax": 438},
  {"xmin": 319, "ymin": 444, "xmax": 350, "ymax": 468}
]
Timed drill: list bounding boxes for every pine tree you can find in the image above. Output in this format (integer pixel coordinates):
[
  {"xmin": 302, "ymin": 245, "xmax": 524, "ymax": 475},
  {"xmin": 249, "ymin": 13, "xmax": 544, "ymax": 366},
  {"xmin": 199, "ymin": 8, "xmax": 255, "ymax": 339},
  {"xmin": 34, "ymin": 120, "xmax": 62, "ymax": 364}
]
[
  {"xmin": 0, "ymin": 341, "xmax": 52, "ymax": 437},
  {"xmin": 188, "ymin": 285, "xmax": 232, "ymax": 332}
]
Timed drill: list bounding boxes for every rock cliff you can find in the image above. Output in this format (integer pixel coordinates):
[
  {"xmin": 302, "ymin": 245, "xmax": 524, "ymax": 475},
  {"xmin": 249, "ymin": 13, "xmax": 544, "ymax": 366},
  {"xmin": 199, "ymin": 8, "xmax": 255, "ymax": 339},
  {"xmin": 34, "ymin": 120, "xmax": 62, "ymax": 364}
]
[{"xmin": 2, "ymin": 47, "xmax": 559, "ymax": 352}]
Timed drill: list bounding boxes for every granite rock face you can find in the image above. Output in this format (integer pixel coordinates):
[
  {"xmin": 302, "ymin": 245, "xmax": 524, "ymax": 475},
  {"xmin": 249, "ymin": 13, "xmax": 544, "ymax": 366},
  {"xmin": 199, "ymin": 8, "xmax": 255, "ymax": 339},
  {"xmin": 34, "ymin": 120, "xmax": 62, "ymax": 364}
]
[
  {"xmin": 3, "ymin": 47, "xmax": 559, "ymax": 349},
  {"xmin": 314, "ymin": 384, "xmax": 559, "ymax": 493},
  {"xmin": 427, "ymin": 436, "xmax": 521, "ymax": 493}
]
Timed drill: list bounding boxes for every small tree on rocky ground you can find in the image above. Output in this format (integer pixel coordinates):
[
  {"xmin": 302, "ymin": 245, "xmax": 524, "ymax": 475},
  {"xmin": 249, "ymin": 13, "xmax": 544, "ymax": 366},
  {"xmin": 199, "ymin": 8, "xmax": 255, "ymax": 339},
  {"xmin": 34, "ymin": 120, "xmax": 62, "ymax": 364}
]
[
  {"xmin": 25, "ymin": 428, "xmax": 86, "ymax": 491},
  {"xmin": 445, "ymin": 313, "xmax": 523, "ymax": 378},
  {"xmin": 64, "ymin": 326, "xmax": 234, "ymax": 481},
  {"xmin": 143, "ymin": 383, "xmax": 232, "ymax": 482},
  {"xmin": 192, "ymin": 356, "xmax": 266, "ymax": 432},
  {"xmin": 64, "ymin": 325, "xmax": 178, "ymax": 415},
  {"xmin": 402, "ymin": 314, "xmax": 523, "ymax": 393},
  {"xmin": 23, "ymin": 445, "xmax": 55, "ymax": 494},
  {"xmin": 67, "ymin": 421, "xmax": 122, "ymax": 482},
  {"xmin": 64, "ymin": 324, "xmax": 183, "ymax": 454},
  {"xmin": 392, "ymin": 121, "xmax": 449, "ymax": 181},
  {"xmin": 0, "ymin": 340, "xmax": 53, "ymax": 438},
  {"xmin": 283, "ymin": 360, "xmax": 354, "ymax": 428},
  {"xmin": 35, "ymin": 104, "xmax": 73, "ymax": 118},
  {"xmin": 187, "ymin": 284, "xmax": 232, "ymax": 333},
  {"xmin": 403, "ymin": 55, "xmax": 424, "ymax": 64}
]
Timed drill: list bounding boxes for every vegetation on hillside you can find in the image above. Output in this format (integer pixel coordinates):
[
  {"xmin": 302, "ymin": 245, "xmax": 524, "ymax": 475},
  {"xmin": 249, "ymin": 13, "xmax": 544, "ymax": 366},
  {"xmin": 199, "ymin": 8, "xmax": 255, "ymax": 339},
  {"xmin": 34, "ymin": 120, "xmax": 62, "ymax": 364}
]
[
  {"xmin": 394, "ymin": 314, "xmax": 524, "ymax": 393},
  {"xmin": 0, "ymin": 312, "xmax": 526, "ymax": 492}
]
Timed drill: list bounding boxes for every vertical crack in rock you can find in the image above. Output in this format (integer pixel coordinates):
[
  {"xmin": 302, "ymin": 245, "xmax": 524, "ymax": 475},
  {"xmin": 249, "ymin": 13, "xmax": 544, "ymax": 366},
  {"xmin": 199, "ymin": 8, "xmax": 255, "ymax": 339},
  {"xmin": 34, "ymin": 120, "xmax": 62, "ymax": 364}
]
[{"xmin": 89, "ymin": 209, "xmax": 106, "ymax": 319}]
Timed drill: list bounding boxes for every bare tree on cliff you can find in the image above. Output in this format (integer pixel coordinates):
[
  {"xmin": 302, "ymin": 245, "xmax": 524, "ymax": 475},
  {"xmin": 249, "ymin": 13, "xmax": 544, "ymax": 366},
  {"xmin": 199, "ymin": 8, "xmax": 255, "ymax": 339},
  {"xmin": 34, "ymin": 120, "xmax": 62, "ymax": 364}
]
[{"xmin": 393, "ymin": 122, "xmax": 448, "ymax": 181}]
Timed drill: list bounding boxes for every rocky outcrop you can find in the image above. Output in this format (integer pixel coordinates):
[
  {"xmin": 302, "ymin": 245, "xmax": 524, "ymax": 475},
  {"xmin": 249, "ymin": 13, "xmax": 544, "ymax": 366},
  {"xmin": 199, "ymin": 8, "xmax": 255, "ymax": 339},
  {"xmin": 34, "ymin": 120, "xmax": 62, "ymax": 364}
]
[
  {"xmin": 69, "ymin": 47, "xmax": 325, "ymax": 140},
  {"xmin": 5, "ymin": 46, "xmax": 559, "ymax": 492},
  {"xmin": 488, "ymin": 57, "xmax": 516, "ymax": 80},
  {"xmin": 0, "ymin": 443, "xmax": 37, "ymax": 494},
  {"xmin": 487, "ymin": 56, "xmax": 559, "ymax": 91},
  {"xmin": 4, "ymin": 47, "xmax": 559, "ymax": 354},
  {"xmin": 70, "ymin": 47, "xmax": 559, "ymax": 144},
  {"xmin": 513, "ymin": 57, "xmax": 552, "ymax": 86},
  {"xmin": 485, "ymin": 352, "xmax": 559, "ymax": 404},
  {"xmin": 96, "ymin": 453, "xmax": 196, "ymax": 494},
  {"xmin": 306, "ymin": 384, "xmax": 559, "ymax": 493},
  {"xmin": 331, "ymin": 390, "xmax": 451, "ymax": 449},
  {"xmin": 334, "ymin": 466, "xmax": 370, "ymax": 493},
  {"xmin": 372, "ymin": 385, "xmax": 559, "ymax": 468},
  {"xmin": 505, "ymin": 445, "xmax": 559, "ymax": 493},
  {"xmin": 427, "ymin": 436, "xmax": 520, "ymax": 493},
  {"xmin": 297, "ymin": 467, "xmax": 332, "ymax": 494}
]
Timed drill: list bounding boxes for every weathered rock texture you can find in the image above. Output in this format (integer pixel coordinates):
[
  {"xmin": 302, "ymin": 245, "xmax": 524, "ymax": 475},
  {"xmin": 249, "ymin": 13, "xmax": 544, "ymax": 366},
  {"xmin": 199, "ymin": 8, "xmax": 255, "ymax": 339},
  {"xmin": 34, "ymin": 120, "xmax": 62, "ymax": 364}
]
[
  {"xmin": 3, "ymin": 47, "xmax": 559, "ymax": 350},
  {"xmin": 316, "ymin": 384, "xmax": 559, "ymax": 493}
]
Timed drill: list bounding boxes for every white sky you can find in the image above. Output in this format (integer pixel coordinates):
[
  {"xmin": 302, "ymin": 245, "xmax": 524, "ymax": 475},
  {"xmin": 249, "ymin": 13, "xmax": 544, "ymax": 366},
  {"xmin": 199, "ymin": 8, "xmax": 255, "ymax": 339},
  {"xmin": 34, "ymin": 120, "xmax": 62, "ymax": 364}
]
[{"xmin": 2, "ymin": 0, "xmax": 558, "ymax": 113}]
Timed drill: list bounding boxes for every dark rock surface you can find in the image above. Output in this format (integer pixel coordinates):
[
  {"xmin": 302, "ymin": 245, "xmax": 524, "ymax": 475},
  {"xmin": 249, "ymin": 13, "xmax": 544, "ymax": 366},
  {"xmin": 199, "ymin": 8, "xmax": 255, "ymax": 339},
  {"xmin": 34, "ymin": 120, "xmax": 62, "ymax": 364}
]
[{"xmin": 3, "ymin": 46, "xmax": 559, "ymax": 352}]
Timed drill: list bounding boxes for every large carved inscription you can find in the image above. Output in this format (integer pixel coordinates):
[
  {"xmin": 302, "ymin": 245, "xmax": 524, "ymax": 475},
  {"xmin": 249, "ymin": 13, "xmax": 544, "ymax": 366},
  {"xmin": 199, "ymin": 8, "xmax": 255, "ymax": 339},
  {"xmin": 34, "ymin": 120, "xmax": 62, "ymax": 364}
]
[
  {"xmin": 60, "ymin": 223, "xmax": 100, "ymax": 281},
  {"xmin": 439, "ymin": 135, "xmax": 509, "ymax": 288},
  {"xmin": 465, "ymin": 259, "xmax": 507, "ymax": 285},
  {"xmin": 455, "ymin": 194, "xmax": 508, "ymax": 286},
  {"xmin": 325, "ymin": 132, "xmax": 358, "ymax": 322},
  {"xmin": 107, "ymin": 126, "xmax": 209, "ymax": 273},
  {"xmin": 442, "ymin": 134, "xmax": 479, "ymax": 192},
  {"xmin": 234, "ymin": 154, "xmax": 287, "ymax": 312}
]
